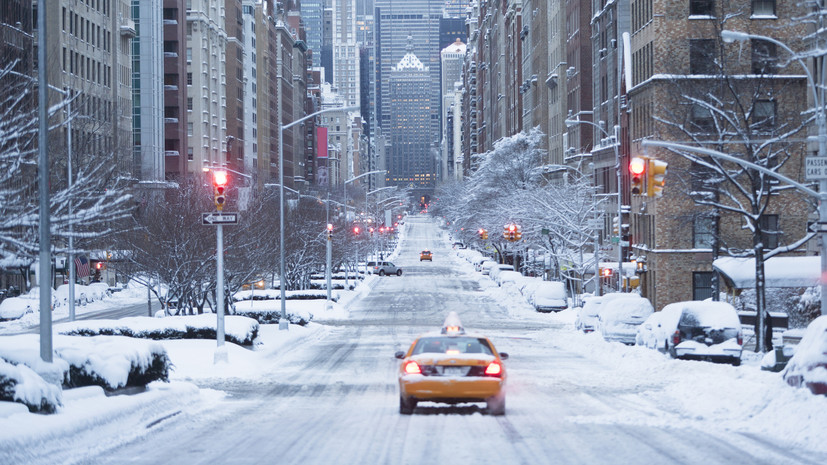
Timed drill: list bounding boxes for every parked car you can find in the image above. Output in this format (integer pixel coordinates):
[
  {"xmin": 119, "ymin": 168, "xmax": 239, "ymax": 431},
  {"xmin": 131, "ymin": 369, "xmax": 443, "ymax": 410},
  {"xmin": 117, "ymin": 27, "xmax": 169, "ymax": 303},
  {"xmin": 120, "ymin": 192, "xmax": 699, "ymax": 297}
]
[
  {"xmin": 529, "ymin": 281, "xmax": 568, "ymax": 312},
  {"xmin": 495, "ymin": 270, "xmax": 523, "ymax": 287},
  {"xmin": 420, "ymin": 250, "xmax": 433, "ymax": 261},
  {"xmin": 783, "ymin": 315, "xmax": 827, "ymax": 395},
  {"xmin": 635, "ymin": 311, "xmax": 665, "ymax": 349},
  {"xmin": 367, "ymin": 261, "xmax": 403, "ymax": 276},
  {"xmin": 596, "ymin": 295, "xmax": 654, "ymax": 345},
  {"xmin": 475, "ymin": 258, "xmax": 495, "ymax": 272},
  {"xmin": 480, "ymin": 261, "xmax": 500, "ymax": 275},
  {"xmin": 575, "ymin": 296, "xmax": 602, "ymax": 333},
  {"xmin": 657, "ymin": 301, "xmax": 743, "ymax": 366},
  {"xmin": 488, "ymin": 264, "xmax": 514, "ymax": 281},
  {"xmin": 577, "ymin": 293, "xmax": 640, "ymax": 334}
]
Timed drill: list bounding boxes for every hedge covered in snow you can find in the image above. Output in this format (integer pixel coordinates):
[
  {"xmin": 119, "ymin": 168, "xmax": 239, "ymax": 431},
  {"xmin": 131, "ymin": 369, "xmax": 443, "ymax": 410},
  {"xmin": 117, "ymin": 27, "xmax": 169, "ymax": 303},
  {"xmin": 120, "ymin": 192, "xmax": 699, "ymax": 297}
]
[
  {"xmin": 0, "ymin": 334, "xmax": 171, "ymax": 413},
  {"xmin": 233, "ymin": 289, "xmax": 339, "ymax": 302},
  {"xmin": 56, "ymin": 314, "xmax": 260, "ymax": 346}
]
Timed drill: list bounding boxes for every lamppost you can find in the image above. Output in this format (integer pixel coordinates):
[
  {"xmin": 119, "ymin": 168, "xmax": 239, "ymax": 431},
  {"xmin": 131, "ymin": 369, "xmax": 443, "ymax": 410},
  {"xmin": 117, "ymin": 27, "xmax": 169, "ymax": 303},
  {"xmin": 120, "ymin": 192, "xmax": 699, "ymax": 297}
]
[
  {"xmin": 565, "ymin": 118, "xmax": 624, "ymax": 291},
  {"xmin": 277, "ymin": 104, "xmax": 359, "ymax": 330},
  {"xmin": 343, "ymin": 170, "xmax": 387, "ymax": 222}
]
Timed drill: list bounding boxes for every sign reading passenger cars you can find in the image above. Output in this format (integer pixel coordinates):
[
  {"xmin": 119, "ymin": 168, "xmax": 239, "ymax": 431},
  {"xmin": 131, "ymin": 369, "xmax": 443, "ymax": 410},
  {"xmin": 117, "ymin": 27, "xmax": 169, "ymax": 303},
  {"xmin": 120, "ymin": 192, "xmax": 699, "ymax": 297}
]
[
  {"xmin": 805, "ymin": 157, "xmax": 827, "ymax": 180},
  {"xmin": 202, "ymin": 212, "xmax": 239, "ymax": 225}
]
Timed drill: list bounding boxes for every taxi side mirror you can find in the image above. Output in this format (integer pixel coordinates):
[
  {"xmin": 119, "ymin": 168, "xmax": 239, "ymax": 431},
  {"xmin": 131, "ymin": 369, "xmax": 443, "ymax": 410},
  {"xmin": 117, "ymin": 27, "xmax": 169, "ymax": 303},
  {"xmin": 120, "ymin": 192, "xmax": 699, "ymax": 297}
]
[
  {"xmin": 394, "ymin": 351, "xmax": 405, "ymax": 359},
  {"xmin": 499, "ymin": 352, "xmax": 509, "ymax": 360}
]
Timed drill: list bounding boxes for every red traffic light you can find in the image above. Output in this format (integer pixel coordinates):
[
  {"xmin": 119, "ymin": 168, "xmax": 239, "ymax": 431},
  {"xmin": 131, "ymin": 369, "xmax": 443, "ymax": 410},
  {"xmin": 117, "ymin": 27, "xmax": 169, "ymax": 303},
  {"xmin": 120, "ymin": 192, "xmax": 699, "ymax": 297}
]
[
  {"xmin": 508, "ymin": 224, "xmax": 517, "ymax": 232},
  {"xmin": 629, "ymin": 158, "xmax": 645, "ymax": 176},
  {"xmin": 601, "ymin": 268, "xmax": 613, "ymax": 277},
  {"xmin": 327, "ymin": 223, "xmax": 333, "ymax": 232},
  {"xmin": 353, "ymin": 226, "xmax": 360, "ymax": 234},
  {"xmin": 213, "ymin": 170, "xmax": 228, "ymax": 186}
]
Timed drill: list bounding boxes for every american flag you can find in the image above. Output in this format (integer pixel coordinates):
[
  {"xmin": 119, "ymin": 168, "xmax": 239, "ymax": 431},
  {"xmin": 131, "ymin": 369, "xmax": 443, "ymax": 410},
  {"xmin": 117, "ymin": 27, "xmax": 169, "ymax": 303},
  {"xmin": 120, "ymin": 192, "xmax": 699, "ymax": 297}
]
[{"xmin": 74, "ymin": 255, "xmax": 90, "ymax": 278}]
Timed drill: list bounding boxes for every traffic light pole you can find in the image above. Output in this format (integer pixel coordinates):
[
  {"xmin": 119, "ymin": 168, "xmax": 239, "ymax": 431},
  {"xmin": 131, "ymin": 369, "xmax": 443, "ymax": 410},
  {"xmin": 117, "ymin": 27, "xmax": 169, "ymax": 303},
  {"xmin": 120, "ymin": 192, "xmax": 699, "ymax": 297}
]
[{"xmin": 215, "ymin": 223, "xmax": 227, "ymax": 363}]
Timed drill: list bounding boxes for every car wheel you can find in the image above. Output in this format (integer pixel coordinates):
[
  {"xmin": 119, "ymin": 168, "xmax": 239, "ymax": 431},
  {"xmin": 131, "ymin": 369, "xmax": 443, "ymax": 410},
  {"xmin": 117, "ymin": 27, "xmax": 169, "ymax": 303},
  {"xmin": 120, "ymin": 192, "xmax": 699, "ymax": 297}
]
[
  {"xmin": 397, "ymin": 269, "xmax": 403, "ymax": 276},
  {"xmin": 399, "ymin": 396, "xmax": 416, "ymax": 415},
  {"xmin": 379, "ymin": 270, "xmax": 385, "ymax": 276},
  {"xmin": 486, "ymin": 392, "xmax": 506, "ymax": 416},
  {"xmin": 731, "ymin": 357, "xmax": 741, "ymax": 367}
]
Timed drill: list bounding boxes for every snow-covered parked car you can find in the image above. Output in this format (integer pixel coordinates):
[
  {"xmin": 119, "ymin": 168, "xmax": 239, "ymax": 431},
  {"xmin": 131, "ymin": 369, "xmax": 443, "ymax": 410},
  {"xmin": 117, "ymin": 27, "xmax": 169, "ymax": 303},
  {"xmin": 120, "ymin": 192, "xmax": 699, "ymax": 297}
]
[
  {"xmin": 657, "ymin": 301, "xmax": 743, "ymax": 366},
  {"xmin": 476, "ymin": 259, "xmax": 496, "ymax": 273},
  {"xmin": 0, "ymin": 297, "xmax": 35, "ymax": 321},
  {"xmin": 635, "ymin": 311, "xmax": 665, "ymax": 349},
  {"xmin": 529, "ymin": 281, "xmax": 568, "ymax": 312},
  {"xmin": 782, "ymin": 315, "xmax": 827, "ymax": 395},
  {"xmin": 578, "ymin": 293, "xmax": 639, "ymax": 333},
  {"xmin": 488, "ymin": 264, "xmax": 514, "ymax": 281},
  {"xmin": 596, "ymin": 294, "xmax": 654, "ymax": 345},
  {"xmin": 495, "ymin": 270, "xmax": 523, "ymax": 287}
]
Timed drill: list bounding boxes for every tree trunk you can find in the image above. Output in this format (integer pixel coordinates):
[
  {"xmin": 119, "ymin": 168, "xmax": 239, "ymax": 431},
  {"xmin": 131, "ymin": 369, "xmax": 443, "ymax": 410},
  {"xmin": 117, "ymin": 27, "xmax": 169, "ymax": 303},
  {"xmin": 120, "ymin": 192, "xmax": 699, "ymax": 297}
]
[{"xmin": 753, "ymin": 241, "xmax": 767, "ymax": 352}]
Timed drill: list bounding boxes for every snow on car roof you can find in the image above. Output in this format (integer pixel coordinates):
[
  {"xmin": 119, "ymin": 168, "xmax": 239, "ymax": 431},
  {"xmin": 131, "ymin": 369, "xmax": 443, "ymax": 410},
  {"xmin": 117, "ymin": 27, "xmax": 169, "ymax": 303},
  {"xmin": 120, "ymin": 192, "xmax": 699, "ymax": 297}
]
[
  {"xmin": 600, "ymin": 296, "xmax": 654, "ymax": 319},
  {"xmin": 784, "ymin": 315, "xmax": 827, "ymax": 369},
  {"xmin": 661, "ymin": 301, "xmax": 740, "ymax": 328}
]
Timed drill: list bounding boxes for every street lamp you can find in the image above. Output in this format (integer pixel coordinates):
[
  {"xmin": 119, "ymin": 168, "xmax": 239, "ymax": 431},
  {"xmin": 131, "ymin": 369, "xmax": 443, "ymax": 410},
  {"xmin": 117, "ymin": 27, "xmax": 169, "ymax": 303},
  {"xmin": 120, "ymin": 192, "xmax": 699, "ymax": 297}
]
[
  {"xmin": 277, "ymin": 104, "xmax": 359, "ymax": 330},
  {"xmin": 565, "ymin": 118, "xmax": 624, "ymax": 291},
  {"xmin": 343, "ymin": 170, "xmax": 387, "ymax": 222}
]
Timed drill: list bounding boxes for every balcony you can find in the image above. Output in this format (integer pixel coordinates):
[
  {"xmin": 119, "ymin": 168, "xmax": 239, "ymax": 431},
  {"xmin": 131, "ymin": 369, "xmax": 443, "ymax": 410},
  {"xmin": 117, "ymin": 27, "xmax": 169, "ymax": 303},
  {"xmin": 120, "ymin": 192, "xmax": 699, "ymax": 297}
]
[
  {"xmin": 164, "ymin": 118, "xmax": 179, "ymax": 124},
  {"xmin": 120, "ymin": 17, "xmax": 136, "ymax": 38}
]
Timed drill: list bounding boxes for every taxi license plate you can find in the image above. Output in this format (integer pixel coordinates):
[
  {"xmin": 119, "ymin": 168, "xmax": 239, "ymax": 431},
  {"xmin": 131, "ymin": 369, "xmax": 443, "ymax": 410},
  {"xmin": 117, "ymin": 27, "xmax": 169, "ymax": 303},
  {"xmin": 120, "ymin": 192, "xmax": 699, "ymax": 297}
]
[{"xmin": 442, "ymin": 367, "xmax": 464, "ymax": 376}]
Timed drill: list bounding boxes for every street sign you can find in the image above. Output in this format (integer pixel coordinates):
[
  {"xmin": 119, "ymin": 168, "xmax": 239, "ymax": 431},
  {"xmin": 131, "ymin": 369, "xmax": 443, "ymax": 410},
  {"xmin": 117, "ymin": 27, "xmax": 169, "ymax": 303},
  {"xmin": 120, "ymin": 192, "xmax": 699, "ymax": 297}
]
[
  {"xmin": 809, "ymin": 221, "xmax": 827, "ymax": 233},
  {"xmin": 202, "ymin": 212, "xmax": 239, "ymax": 225},
  {"xmin": 587, "ymin": 219, "xmax": 603, "ymax": 229},
  {"xmin": 805, "ymin": 157, "xmax": 827, "ymax": 180}
]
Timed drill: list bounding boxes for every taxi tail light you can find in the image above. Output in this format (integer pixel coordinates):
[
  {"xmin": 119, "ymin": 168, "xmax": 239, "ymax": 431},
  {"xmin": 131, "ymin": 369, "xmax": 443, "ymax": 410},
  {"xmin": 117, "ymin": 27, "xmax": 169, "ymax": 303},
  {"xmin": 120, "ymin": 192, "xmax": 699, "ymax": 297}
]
[
  {"xmin": 484, "ymin": 361, "xmax": 503, "ymax": 377},
  {"xmin": 404, "ymin": 361, "xmax": 421, "ymax": 375}
]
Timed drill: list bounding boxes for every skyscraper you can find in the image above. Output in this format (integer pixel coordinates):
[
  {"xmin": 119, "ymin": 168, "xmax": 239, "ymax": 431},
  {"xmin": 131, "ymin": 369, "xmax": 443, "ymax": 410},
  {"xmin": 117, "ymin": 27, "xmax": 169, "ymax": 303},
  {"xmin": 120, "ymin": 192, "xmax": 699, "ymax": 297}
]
[
  {"xmin": 389, "ymin": 38, "xmax": 432, "ymax": 189},
  {"xmin": 302, "ymin": 0, "xmax": 325, "ymax": 67}
]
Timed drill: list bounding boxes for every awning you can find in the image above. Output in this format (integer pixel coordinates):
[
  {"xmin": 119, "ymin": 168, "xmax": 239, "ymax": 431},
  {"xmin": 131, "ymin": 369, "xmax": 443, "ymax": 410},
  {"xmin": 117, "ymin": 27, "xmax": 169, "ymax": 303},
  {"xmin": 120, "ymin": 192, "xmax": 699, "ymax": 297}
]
[{"xmin": 712, "ymin": 256, "xmax": 821, "ymax": 289}]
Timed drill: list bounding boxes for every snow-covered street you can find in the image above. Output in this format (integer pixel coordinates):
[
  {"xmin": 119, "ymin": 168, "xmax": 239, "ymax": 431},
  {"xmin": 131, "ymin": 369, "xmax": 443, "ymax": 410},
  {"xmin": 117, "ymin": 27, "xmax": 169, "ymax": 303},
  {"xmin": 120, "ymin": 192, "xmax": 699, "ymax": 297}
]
[{"xmin": 1, "ymin": 216, "xmax": 827, "ymax": 465}]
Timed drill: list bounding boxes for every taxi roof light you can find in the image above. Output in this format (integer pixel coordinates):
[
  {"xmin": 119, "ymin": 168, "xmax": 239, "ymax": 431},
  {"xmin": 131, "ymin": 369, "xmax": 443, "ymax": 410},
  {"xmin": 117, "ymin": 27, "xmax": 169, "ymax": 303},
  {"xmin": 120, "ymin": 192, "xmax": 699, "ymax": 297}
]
[{"xmin": 441, "ymin": 311, "xmax": 465, "ymax": 335}]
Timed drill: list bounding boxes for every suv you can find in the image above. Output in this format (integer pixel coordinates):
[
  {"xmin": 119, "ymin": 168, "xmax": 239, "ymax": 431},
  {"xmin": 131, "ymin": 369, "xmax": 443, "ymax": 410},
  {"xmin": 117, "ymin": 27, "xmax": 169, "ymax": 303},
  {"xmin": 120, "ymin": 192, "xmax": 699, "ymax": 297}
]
[
  {"xmin": 658, "ymin": 301, "xmax": 743, "ymax": 366},
  {"xmin": 367, "ymin": 261, "xmax": 402, "ymax": 276}
]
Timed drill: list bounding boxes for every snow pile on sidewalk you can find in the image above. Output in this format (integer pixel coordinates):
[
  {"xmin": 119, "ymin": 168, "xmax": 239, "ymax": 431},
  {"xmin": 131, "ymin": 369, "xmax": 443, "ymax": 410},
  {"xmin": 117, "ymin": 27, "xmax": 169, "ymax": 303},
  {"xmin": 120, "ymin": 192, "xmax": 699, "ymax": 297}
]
[
  {"xmin": 0, "ymin": 335, "xmax": 170, "ymax": 413},
  {"xmin": 56, "ymin": 314, "xmax": 259, "ymax": 346}
]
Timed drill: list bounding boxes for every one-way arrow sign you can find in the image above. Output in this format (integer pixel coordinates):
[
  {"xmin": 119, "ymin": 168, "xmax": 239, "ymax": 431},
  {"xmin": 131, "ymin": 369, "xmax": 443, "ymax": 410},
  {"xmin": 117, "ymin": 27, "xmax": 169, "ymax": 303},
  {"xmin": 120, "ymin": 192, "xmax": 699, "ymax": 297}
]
[{"xmin": 202, "ymin": 212, "xmax": 239, "ymax": 225}]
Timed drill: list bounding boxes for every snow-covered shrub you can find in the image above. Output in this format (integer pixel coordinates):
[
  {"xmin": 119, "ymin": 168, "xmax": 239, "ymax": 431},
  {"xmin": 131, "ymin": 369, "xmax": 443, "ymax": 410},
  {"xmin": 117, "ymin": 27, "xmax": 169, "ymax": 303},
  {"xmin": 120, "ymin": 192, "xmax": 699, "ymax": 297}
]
[
  {"xmin": 0, "ymin": 359, "xmax": 63, "ymax": 413},
  {"xmin": 233, "ymin": 307, "xmax": 312, "ymax": 326},
  {"xmin": 55, "ymin": 336, "xmax": 170, "ymax": 391},
  {"xmin": 57, "ymin": 315, "xmax": 260, "ymax": 345}
]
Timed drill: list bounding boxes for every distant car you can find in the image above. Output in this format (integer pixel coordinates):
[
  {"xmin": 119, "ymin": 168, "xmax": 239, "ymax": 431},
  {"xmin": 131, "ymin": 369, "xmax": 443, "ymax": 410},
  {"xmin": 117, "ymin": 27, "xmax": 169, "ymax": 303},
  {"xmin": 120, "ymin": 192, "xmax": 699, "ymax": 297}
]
[
  {"xmin": 529, "ymin": 281, "xmax": 568, "ymax": 312},
  {"xmin": 495, "ymin": 270, "xmax": 523, "ymax": 287},
  {"xmin": 395, "ymin": 312, "xmax": 509, "ymax": 415},
  {"xmin": 783, "ymin": 315, "xmax": 827, "ymax": 395},
  {"xmin": 420, "ymin": 250, "xmax": 433, "ymax": 261},
  {"xmin": 367, "ymin": 261, "xmax": 402, "ymax": 276},
  {"xmin": 657, "ymin": 301, "xmax": 743, "ymax": 366},
  {"xmin": 452, "ymin": 242, "xmax": 466, "ymax": 249},
  {"xmin": 480, "ymin": 261, "xmax": 499, "ymax": 275},
  {"xmin": 488, "ymin": 264, "xmax": 514, "ymax": 281},
  {"xmin": 575, "ymin": 296, "xmax": 602, "ymax": 333},
  {"xmin": 475, "ymin": 258, "xmax": 495, "ymax": 272},
  {"xmin": 596, "ymin": 295, "xmax": 654, "ymax": 345}
]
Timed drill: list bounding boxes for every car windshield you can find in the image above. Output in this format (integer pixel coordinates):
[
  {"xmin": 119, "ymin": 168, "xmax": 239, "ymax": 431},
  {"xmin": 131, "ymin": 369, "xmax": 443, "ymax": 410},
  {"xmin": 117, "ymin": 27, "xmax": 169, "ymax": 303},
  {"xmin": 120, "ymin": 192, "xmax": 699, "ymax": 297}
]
[{"xmin": 412, "ymin": 337, "xmax": 494, "ymax": 356}]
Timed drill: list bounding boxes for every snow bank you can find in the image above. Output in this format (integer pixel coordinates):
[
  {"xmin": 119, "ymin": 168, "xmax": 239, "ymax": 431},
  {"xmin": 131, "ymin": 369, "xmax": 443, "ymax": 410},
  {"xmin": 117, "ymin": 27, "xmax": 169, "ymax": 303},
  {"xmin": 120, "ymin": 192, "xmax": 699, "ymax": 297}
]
[
  {"xmin": 0, "ymin": 297, "xmax": 36, "ymax": 321},
  {"xmin": 56, "ymin": 314, "xmax": 259, "ymax": 346}
]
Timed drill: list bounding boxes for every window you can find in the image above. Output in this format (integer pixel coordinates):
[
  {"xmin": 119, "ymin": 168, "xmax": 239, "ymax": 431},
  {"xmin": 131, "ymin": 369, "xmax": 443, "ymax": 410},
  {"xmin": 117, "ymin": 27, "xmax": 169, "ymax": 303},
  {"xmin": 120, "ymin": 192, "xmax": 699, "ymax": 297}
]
[
  {"xmin": 693, "ymin": 215, "xmax": 715, "ymax": 248},
  {"xmin": 689, "ymin": 0, "xmax": 714, "ymax": 16},
  {"xmin": 752, "ymin": 0, "xmax": 775, "ymax": 16},
  {"xmin": 693, "ymin": 272, "xmax": 715, "ymax": 301},
  {"xmin": 689, "ymin": 39, "xmax": 716, "ymax": 74},
  {"xmin": 751, "ymin": 39, "xmax": 777, "ymax": 74},
  {"xmin": 187, "ymin": 147, "xmax": 194, "ymax": 160},
  {"xmin": 753, "ymin": 100, "xmax": 776, "ymax": 132},
  {"xmin": 760, "ymin": 215, "xmax": 779, "ymax": 249},
  {"xmin": 691, "ymin": 104, "xmax": 714, "ymax": 133}
]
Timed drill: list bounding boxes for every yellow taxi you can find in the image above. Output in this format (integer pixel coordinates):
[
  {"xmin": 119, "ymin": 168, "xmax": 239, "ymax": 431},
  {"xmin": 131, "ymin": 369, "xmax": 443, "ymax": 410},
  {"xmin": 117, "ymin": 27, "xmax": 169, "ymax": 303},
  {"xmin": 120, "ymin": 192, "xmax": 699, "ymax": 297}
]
[
  {"xmin": 420, "ymin": 250, "xmax": 433, "ymax": 261},
  {"xmin": 394, "ymin": 312, "xmax": 509, "ymax": 415}
]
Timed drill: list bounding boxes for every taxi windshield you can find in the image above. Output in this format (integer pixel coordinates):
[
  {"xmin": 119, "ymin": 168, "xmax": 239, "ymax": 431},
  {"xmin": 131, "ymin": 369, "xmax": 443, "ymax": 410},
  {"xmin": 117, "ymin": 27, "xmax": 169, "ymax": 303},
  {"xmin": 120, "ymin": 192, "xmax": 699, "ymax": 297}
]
[{"xmin": 412, "ymin": 337, "xmax": 494, "ymax": 356}]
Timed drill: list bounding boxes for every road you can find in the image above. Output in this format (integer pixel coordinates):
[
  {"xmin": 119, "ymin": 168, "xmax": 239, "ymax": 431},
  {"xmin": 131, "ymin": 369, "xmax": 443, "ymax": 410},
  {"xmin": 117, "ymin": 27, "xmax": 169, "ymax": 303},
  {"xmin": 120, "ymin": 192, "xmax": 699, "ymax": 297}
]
[{"xmin": 72, "ymin": 216, "xmax": 825, "ymax": 465}]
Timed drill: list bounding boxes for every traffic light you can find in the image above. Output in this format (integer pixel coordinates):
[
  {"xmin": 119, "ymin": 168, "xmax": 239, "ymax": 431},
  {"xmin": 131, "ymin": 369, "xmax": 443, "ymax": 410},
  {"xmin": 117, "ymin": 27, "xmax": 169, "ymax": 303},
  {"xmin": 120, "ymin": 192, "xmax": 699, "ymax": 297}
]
[
  {"xmin": 213, "ymin": 170, "xmax": 228, "ymax": 210},
  {"xmin": 647, "ymin": 159, "xmax": 668, "ymax": 197},
  {"xmin": 612, "ymin": 216, "xmax": 619, "ymax": 235},
  {"xmin": 630, "ymin": 157, "xmax": 645, "ymax": 195},
  {"xmin": 601, "ymin": 268, "xmax": 613, "ymax": 279},
  {"xmin": 353, "ymin": 226, "xmax": 360, "ymax": 235},
  {"xmin": 327, "ymin": 223, "xmax": 333, "ymax": 240}
]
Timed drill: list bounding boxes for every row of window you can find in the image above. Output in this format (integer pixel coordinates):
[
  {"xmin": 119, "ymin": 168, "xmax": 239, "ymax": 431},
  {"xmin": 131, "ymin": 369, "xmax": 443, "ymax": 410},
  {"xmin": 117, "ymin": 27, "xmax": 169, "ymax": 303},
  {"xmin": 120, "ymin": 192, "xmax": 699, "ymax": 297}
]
[
  {"xmin": 690, "ymin": 0, "xmax": 775, "ymax": 17},
  {"xmin": 63, "ymin": 47, "xmax": 113, "ymax": 87},
  {"xmin": 62, "ymin": 7, "xmax": 112, "ymax": 53}
]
